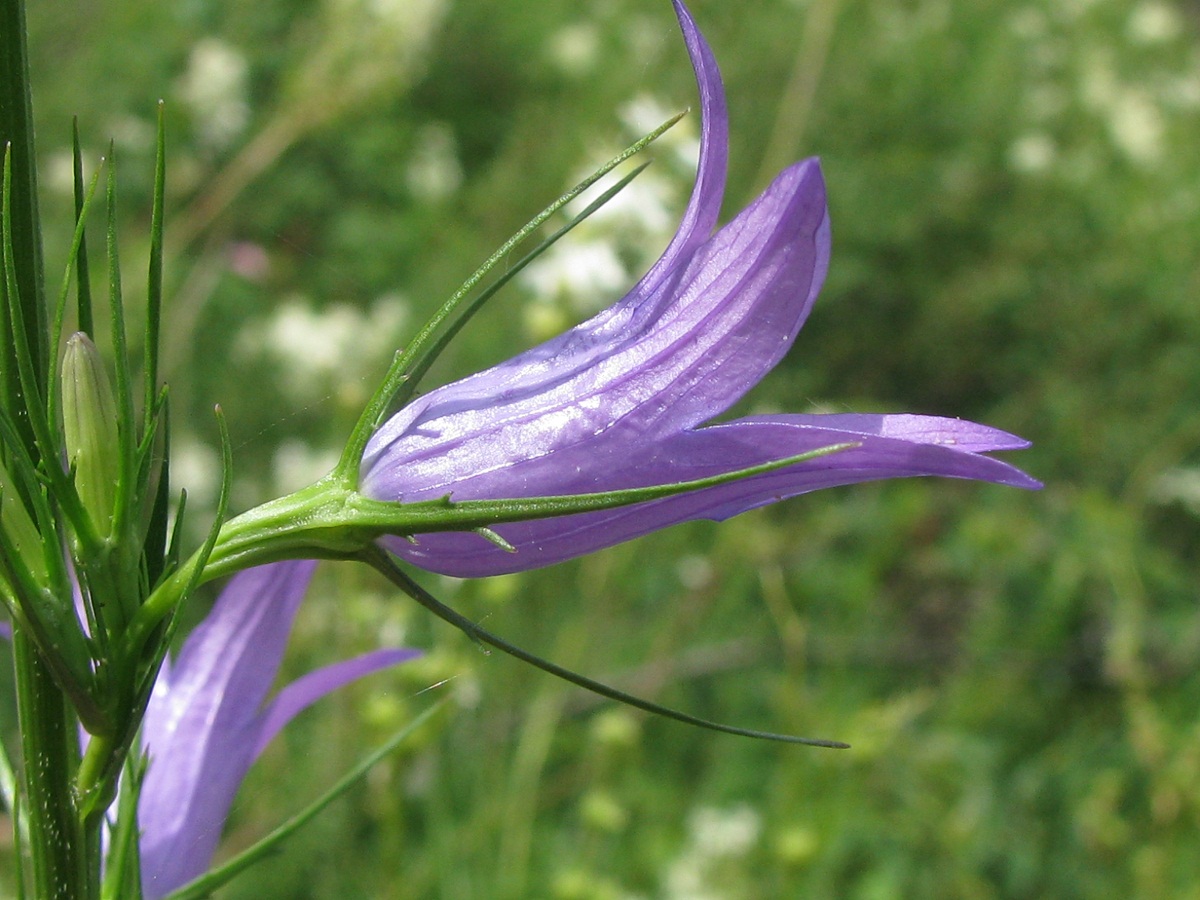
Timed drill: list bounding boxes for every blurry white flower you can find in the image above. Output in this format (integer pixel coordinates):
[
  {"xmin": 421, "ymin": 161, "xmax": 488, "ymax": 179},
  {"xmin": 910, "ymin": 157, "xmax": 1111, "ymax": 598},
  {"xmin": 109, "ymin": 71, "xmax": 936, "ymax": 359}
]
[
  {"xmin": 1080, "ymin": 52, "xmax": 1165, "ymax": 165},
  {"xmin": 662, "ymin": 804, "xmax": 762, "ymax": 900},
  {"xmin": 361, "ymin": 0, "xmax": 445, "ymax": 34},
  {"xmin": 548, "ymin": 22, "xmax": 602, "ymax": 76},
  {"xmin": 42, "ymin": 149, "xmax": 90, "ymax": 196},
  {"xmin": 406, "ymin": 122, "xmax": 463, "ymax": 202},
  {"xmin": 236, "ymin": 296, "xmax": 408, "ymax": 402},
  {"xmin": 1009, "ymin": 133, "xmax": 1057, "ymax": 173},
  {"xmin": 619, "ymin": 94, "xmax": 701, "ymax": 174},
  {"xmin": 1150, "ymin": 467, "xmax": 1200, "ymax": 516},
  {"xmin": 689, "ymin": 805, "xmax": 761, "ymax": 858},
  {"xmin": 1107, "ymin": 88, "xmax": 1165, "ymax": 164},
  {"xmin": 106, "ymin": 114, "xmax": 156, "ymax": 154},
  {"xmin": 520, "ymin": 239, "xmax": 628, "ymax": 310},
  {"xmin": 1128, "ymin": 2, "xmax": 1182, "ymax": 45},
  {"xmin": 178, "ymin": 39, "xmax": 250, "ymax": 151},
  {"xmin": 675, "ymin": 554, "xmax": 714, "ymax": 591},
  {"xmin": 573, "ymin": 167, "xmax": 678, "ymax": 237}
]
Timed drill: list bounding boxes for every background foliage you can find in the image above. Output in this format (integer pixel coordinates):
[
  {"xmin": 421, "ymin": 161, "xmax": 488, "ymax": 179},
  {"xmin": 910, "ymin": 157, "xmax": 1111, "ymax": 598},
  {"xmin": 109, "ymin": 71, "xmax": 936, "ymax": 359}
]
[{"xmin": 4, "ymin": 0, "xmax": 1200, "ymax": 897}]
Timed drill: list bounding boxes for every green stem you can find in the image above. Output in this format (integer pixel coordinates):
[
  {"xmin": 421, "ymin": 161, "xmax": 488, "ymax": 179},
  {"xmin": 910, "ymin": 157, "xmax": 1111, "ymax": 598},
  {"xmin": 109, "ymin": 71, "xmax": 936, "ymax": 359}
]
[
  {"xmin": 1, "ymin": 0, "xmax": 48, "ymax": 423},
  {"xmin": 12, "ymin": 628, "xmax": 95, "ymax": 898},
  {"xmin": 4, "ymin": 0, "xmax": 99, "ymax": 894}
]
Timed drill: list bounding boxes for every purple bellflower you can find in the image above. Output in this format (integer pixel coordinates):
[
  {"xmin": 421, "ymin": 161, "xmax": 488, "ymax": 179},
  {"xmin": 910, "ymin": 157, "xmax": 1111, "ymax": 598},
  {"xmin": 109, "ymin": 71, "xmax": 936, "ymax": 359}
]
[
  {"xmin": 359, "ymin": 0, "xmax": 1038, "ymax": 578},
  {"xmin": 138, "ymin": 560, "xmax": 417, "ymax": 899}
]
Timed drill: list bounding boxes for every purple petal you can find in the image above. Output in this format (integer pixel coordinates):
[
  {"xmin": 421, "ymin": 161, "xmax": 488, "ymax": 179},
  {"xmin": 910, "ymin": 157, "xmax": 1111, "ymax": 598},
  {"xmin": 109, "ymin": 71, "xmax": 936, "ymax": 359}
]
[
  {"xmin": 384, "ymin": 414, "xmax": 1040, "ymax": 578},
  {"xmin": 254, "ymin": 647, "xmax": 420, "ymax": 756},
  {"xmin": 362, "ymin": 0, "xmax": 736, "ymax": 486},
  {"xmin": 140, "ymin": 561, "xmax": 316, "ymax": 898},
  {"xmin": 363, "ymin": 159, "xmax": 828, "ymax": 503},
  {"xmin": 139, "ymin": 561, "xmax": 416, "ymax": 899}
]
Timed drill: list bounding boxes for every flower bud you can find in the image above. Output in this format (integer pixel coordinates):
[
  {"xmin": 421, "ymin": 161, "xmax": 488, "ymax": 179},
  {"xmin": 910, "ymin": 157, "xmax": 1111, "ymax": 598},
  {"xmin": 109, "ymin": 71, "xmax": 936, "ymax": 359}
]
[{"xmin": 61, "ymin": 332, "xmax": 120, "ymax": 536}]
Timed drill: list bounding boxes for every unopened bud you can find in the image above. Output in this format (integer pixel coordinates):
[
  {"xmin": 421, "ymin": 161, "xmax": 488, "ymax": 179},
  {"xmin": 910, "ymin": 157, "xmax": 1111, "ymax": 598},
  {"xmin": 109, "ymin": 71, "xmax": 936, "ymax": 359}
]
[{"xmin": 62, "ymin": 333, "xmax": 120, "ymax": 535}]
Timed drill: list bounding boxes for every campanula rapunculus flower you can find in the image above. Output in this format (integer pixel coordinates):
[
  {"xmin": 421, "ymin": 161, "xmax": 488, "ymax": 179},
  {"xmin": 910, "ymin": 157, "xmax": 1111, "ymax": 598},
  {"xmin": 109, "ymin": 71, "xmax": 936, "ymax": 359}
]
[
  {"xmin": 358, "ymin": 0, "xmax": 1038, "ymax": 578},
  {"xmin": 138, "ymin": 560, "xmax": 417, "ymax": 898}
]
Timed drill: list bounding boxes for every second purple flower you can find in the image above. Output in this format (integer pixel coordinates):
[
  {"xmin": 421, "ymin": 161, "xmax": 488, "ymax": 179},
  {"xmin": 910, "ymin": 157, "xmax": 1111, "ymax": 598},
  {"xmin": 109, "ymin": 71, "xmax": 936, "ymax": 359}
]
[{"xmin": 359, "ymin": 0, "xmax": 1038, "ymax": 578}]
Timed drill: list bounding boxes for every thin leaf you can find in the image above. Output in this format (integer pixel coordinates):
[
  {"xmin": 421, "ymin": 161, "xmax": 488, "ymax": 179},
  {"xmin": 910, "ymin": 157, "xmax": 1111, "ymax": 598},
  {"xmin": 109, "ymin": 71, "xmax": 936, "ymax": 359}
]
[
  {"xmin": 100, "ymin": 753, "xmax": 146, "ymax": 900},
  {"xmin": 72, "ymin": 117, "xmax": 94, "ymax": 337},
  {"xmin": 144, "ymin": 102, "xmax": 165, "ymax": 432},
  {"xmin": 125, "ymin": 405, "xmax": 232, "ymax": 665},
  {"xmin": 47, "ymin": 151, "xmax": 104, "ymax": 430},
  {"xmin": 367, "ymin": 550, "xmax": 848, "ymax": 748},
  {"xmin": 104, "ymin": 143, "xmax": 137, "ymax": 549},
  {"xmin": 1, "ymin": 148, "xmax": 57, "ymax": 473},
  {"xmin": 141, "ymin": 389, "xmax": 171, "ymax": 592}
]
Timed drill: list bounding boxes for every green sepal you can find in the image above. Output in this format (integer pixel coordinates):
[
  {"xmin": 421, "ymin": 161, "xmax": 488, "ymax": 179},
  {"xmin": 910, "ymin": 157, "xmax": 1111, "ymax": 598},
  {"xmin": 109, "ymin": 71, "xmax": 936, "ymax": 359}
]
[{"xmin": 140, "ymin": 388, "xmax": 171, "ymax": 592}]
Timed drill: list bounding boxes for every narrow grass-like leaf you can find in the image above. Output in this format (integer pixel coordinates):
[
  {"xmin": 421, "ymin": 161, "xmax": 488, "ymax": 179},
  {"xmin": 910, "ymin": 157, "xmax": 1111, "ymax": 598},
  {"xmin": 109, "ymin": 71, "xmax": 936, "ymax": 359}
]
[
  {"xmin": 2, "ymin": 148, "xmax": 58, "ymax": 473},
  {"xmin": 125, "ymin": 406, "xmax": 232, "ymax": 662},
  {"xmin": 163, "ymin": 487, "xmax": 187, "ymax": 585},
  {"xmin": 0, "ymin": 0, "xmax": 49, "ymax": 418},
  {"xmin": 72, "ymin": 118, "xmax": 94, "ymax": 337},
  {"xmin": 144, "ymin": 102, "xmax": 165, "ymax": 432},
  {"xmin": 368, "ymin": 550, "xmax": 848, "ymax": 748},
  {"xmin": 141, "ymin": 389, "xmax": 171, "ymax": 592},
  {"xmin": 47, "ymin": 153, "xmax": 103, "ymax": 430},
  {"xmin": 99, "ymin": 753, "xmax": 146, "ymax": 900},
  {"xmin": 105, "ymin": 144, "xmax": 137, "ymax": 549}
]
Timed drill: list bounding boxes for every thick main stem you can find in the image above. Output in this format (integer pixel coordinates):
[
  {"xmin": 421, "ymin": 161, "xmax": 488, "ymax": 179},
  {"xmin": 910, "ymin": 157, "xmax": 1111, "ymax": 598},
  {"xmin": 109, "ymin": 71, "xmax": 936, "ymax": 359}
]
[
  {"xmin": 3, "ymin": 0, "xmax": 100, "ymax": 894},
  {"xmin": 12, "ymin": 629, "xmax": 94, "ymax": 898}
]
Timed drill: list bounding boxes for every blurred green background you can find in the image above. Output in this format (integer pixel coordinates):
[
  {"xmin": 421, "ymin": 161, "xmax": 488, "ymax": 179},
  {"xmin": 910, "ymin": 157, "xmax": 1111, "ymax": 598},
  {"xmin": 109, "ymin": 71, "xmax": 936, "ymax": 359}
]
[{"xmin": 6, "ymin": 0, "xmax": 1200, "ymax": 896}]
